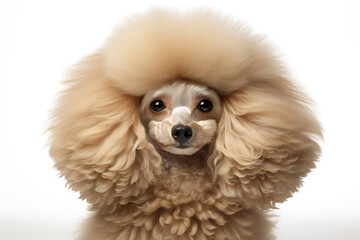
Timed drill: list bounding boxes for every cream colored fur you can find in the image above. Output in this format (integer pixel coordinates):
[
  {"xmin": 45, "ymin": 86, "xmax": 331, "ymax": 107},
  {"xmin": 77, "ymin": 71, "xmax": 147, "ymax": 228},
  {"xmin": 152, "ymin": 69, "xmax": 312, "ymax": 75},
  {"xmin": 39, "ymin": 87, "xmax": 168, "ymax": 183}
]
[{"xmin": 48, "ymin": 9, "xmax": 322, "ymax": 240}]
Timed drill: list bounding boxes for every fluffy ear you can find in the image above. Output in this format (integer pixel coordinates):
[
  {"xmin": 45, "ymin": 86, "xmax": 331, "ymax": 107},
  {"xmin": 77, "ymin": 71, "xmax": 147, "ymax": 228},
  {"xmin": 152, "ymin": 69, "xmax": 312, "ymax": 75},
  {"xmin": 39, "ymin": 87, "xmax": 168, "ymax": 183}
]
[
  {"xmin": 209, "ymin": 78, "xmax": 322, "ymax": 209},
  {"xmin": 48, "ymin": 54, "xmax": 161, "ymax": 212}
]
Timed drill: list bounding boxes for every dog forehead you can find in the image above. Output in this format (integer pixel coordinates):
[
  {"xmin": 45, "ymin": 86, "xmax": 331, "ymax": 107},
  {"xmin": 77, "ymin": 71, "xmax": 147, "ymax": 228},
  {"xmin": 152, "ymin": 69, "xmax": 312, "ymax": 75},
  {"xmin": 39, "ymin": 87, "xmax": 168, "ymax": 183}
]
[{"xmin": 153, "ymin": 81, "xmax": 209, "ymax": 107}]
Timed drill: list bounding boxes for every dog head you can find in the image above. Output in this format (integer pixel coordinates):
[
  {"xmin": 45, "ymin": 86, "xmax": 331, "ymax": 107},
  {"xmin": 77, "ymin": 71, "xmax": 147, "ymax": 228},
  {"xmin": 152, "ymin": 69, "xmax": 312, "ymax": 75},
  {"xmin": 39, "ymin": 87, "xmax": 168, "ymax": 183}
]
[{"xmin": 49, "ymin": 9, "xmax": 322, "ymax": 211}]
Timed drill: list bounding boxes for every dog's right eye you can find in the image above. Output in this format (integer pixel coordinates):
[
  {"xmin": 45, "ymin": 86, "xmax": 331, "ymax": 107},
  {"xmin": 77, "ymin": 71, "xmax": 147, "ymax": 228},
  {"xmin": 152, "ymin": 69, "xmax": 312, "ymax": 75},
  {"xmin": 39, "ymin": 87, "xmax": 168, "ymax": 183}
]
[{"xmin": 150, "ymin": 100, "xmax": 166, "ymax": 112}]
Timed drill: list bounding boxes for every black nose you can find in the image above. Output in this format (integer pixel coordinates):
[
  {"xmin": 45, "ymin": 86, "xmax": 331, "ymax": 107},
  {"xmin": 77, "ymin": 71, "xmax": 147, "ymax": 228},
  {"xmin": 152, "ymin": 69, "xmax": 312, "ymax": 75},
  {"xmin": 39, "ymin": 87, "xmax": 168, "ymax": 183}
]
[{"xmin": 171, "ymin": 125, "xmax": 193, "ymax": 144}]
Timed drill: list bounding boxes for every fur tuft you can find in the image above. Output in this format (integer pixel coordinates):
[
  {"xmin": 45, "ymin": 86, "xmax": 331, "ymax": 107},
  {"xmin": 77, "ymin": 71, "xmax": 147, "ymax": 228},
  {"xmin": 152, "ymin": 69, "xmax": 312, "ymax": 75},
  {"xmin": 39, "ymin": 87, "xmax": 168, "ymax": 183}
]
[{"xmin": 104, "ymin": 9, "xmax": 282, "ymax": 96}]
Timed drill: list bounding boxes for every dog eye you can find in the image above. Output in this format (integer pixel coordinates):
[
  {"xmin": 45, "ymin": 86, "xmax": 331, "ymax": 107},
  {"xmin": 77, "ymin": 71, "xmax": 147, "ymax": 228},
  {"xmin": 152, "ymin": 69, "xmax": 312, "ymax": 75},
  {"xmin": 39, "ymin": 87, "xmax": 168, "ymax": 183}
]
[
  {"xmin": 150, "ymin": 100, "xmax": 166, "ymax": 112},
  {"xmin": 197, "ymin": 99, "xmax": 212, "ymax": 112}
]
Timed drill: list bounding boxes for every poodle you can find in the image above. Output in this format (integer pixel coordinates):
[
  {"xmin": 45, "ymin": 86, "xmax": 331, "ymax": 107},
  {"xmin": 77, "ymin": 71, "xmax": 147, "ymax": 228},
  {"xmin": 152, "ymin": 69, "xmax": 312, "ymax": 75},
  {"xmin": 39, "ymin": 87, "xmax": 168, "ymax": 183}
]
[{"xmin": 48, "ymin": 9, "xmax": 322, "ymax": 240}]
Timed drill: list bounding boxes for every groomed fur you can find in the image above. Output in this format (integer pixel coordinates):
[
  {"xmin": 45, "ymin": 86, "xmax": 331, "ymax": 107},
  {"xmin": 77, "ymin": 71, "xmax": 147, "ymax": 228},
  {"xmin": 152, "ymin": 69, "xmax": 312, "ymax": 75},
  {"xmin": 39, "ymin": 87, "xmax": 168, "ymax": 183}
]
[{"xmin": 48, "ymin": 9, "xmax": 322, "ymax": 240}]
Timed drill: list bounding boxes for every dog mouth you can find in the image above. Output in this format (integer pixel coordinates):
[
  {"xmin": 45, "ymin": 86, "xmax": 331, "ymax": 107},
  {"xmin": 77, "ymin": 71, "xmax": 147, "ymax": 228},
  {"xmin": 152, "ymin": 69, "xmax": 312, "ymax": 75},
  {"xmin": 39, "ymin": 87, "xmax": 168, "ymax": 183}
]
[
  {"xmin": 175, "ymin": 145, "xmax": 189, "ymax": 149},
  {"xmin": 163, "ymin": 145, "xmax": 201, "ymax": 155},
  {"xmin": 156, "ymin": 144, "xmax": 209, "ymax": 169},
  {"xmin": 153, "ymin": 138, "xmax": 200, "ymax": 155}
]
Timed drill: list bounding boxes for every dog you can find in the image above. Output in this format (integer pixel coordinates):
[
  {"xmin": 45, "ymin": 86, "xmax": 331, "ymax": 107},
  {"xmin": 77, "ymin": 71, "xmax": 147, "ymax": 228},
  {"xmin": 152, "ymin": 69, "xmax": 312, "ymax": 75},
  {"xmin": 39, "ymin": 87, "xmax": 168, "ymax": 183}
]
[{"xmin": 48, "ymin": 9, "xmax": 322, "ymax": 240}]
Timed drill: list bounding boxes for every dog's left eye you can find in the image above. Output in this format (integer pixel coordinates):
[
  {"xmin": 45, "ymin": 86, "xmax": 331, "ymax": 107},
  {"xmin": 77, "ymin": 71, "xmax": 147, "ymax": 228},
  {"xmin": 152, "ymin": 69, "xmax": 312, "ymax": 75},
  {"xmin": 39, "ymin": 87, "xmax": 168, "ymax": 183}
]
[
  {"xmin": 197, "ymin": 99, "xmax": 212, "ymax": 112},
  {"xmin": 150, "ymin": 100, "xmax": 166, "ymax": 112}
]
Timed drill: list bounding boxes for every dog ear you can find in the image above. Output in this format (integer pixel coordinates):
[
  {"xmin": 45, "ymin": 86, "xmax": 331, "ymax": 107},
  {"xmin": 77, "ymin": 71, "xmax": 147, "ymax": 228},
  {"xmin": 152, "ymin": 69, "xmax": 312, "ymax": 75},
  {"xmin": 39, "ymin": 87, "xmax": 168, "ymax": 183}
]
[
  {"xmin": 208, "ymin": 78, "xmax": 322, "ymax": 209},
  {"xmin": 48, "ymin": 54, "xmax": 161, "ymax": 212}
]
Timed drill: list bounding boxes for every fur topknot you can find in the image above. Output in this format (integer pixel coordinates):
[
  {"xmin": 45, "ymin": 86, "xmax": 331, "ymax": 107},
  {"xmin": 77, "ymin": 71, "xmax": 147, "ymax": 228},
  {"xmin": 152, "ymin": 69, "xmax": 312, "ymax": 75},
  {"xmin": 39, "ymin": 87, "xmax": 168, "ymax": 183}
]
[
  {"xmin": 49, "ymin": 9, "xmax": 322, "ymax": 240},
  {"xmin": 104, "ymin": 9, "xmax": 281, "ymax": 96}
]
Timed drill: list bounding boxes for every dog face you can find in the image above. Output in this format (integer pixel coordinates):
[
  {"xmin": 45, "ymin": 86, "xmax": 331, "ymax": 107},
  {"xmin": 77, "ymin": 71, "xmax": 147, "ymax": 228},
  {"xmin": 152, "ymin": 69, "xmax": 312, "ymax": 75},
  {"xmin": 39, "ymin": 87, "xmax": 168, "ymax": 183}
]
[{"xmin": 140, "ymin": 81, "xmax": 221, "ymax": 155}]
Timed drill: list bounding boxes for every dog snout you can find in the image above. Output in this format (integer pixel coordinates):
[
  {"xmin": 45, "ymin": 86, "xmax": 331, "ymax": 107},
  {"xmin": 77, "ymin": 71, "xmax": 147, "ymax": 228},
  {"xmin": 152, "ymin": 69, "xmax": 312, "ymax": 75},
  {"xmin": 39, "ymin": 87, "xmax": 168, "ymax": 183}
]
[{"xmin": 171, "ymin": 124, "xmax": 192, "ymax": 144}]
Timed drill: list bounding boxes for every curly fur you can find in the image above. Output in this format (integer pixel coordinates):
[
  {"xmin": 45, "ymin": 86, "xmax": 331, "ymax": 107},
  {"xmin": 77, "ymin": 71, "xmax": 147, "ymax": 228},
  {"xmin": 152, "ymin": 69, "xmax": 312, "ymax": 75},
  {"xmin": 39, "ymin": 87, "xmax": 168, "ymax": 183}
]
[{"xmin": 48, "ymin": 9, "xmax": 322, "ymax": 240}]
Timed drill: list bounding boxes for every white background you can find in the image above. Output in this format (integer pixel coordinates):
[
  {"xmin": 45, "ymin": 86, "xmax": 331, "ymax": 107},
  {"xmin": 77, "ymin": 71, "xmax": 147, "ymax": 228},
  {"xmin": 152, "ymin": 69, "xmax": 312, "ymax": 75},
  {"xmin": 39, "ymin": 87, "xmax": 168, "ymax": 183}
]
[{"xmin": 1, "ymin": 0, "xmax": 359, "ymax": 239}]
